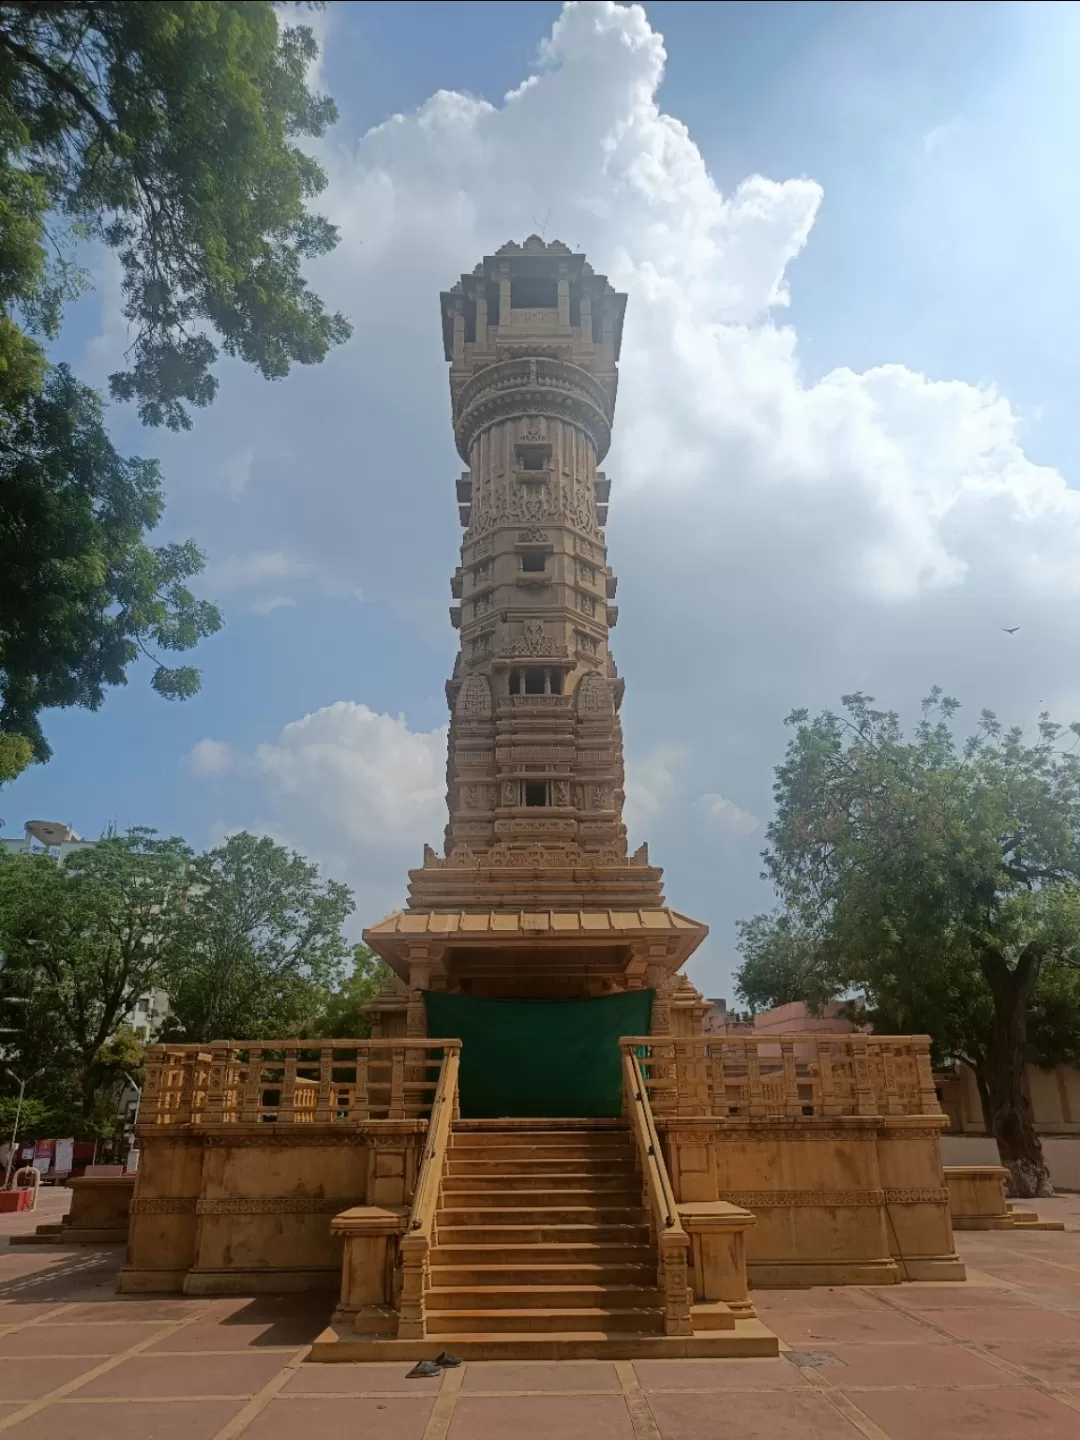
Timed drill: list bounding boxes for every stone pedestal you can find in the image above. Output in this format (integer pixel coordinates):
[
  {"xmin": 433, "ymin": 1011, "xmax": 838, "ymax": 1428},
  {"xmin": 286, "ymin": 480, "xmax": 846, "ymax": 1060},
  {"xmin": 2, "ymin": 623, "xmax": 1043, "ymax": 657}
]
[
  {"xmin": 331, "ymin": 1206, "xmax": 408, "ymax": 1333},
  {"xmin": 945, "ymin": 1165, "xmax": 1012, "ymax": 1229},
  {"xmin": 679, "ymin": 1200, "xmax": 756, "ymax": 1320}
]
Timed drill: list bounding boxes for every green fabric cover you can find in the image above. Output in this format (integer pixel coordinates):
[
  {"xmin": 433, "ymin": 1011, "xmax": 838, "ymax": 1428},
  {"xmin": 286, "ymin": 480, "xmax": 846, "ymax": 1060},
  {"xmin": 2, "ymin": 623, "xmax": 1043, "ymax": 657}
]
[{"xmin": 422, "ymin": 990, "xmax": 654, "ymax": 1118}]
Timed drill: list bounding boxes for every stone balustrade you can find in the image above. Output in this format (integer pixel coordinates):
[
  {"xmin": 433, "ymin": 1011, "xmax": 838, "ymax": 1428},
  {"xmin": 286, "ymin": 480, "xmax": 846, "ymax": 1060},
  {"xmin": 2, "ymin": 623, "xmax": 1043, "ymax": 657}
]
[
  {"xmin": 141, "ymin": 1039, "xmax": 456, "ymax": 1127},
  {"xmin": 624, "ymin": 1034, "xmax": 940, "ymax": 1121}
]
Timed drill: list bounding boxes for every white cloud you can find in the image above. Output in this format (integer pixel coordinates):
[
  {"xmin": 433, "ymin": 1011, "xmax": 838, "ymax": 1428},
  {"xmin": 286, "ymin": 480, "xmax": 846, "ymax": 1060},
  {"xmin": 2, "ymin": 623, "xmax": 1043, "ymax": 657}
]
[
  {"xmin": 190, "ymin": 739, "xmax": 234, "ymax": 778},
  {"xmin": 199, "ymin": 549, "xmax": 362, "ymax": 612},
  {"xmin": 250, "ymin": 703, "xmax": 448, "ymax": 925},
  {"xmin": 624, "ymin": 745, "xmax": 684, "ymax": 840},
  {"xmin": 81, "ymin": 2, "xmax": 1080, "ymax": 985},
  {"xmin": 693, "ymin": 793, "xmax": 759, "ymax": 838}
]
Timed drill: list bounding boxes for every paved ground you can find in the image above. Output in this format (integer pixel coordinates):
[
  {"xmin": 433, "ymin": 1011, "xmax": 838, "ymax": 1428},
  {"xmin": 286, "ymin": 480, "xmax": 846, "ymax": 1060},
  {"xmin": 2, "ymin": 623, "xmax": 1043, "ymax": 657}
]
[{"xmin": 1, "ymin": 1189, "xmax": 1080, "ymax": 1438}]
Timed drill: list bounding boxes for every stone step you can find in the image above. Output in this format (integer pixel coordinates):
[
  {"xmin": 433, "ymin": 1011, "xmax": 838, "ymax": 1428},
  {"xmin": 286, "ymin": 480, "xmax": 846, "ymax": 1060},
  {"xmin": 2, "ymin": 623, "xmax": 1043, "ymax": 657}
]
[
  {"xmin": 439, "ymin": 1188, "xmax": 640, "ymax": 1209},
  {"xmin": 442, "ymin": 1172, "xmax": 639, "ymax": 1193},
  {"xmin": 426, "ymin": 1307, "xmax": 666, "ymax": 1336},
  {"xmin": 438, "ymin": 1206, "xmax": 644, "ymax": 1228},
  {"xmin": 436, "ymin": 1224, "xmax": 651, "ymax": 1246},
  {"xmin": 433, "ymin": 1242, "xmax": 654, "ymax": 1267},
  {"xmin": 428, "ymin": 1285, "xmax": 663, "ymax": 1313},
  {"xmin": 451, "ymin": 1133, "xmax": 631, "ymax": 1152},
  {"xmin": 310, "ymin": 1320, "xmax": 782, "ymax": 1362},
  {"xmin": 430, "ymin": 1264, "xmax": 656, "ymax": 1288},
  {"xmin": 446, "ymin": 1157, "xmax": 637, "ymax": 1176}
]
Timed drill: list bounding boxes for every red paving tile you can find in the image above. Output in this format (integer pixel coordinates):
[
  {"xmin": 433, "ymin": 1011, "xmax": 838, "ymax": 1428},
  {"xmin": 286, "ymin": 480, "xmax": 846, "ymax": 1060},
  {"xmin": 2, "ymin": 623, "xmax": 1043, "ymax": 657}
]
[
  {"xmin": 885, "ymin": 1282, "xmax": 1032, "ymax": 1310},
  {"xmin": 0, "ymin": 1323, "xmax": 165, "ymax": 1356},
  {"xmin": 927, "ymin": 1306, "xmax": 1080, "ymax": 1343},
  {"xmin": 0, "ymin": 1357, "xmax": 102, "ymax": 1401},
  {"xmin": 462, "ymin": 1360, "xmax": 622, "ymax": 1391},
  {"xmin": 3, "ymin": 1399, "xmax": 246, "ymax": 1438},
  {"xmin": 645, "ymin": 1389, "xmax": 864, "ymax": 1438},
  {"xmin": 59, "ymin": 1299, "xmax": 211, "ymax": 1323},
  {"xmin": 986, "ymin": 1340, "xmax": 1080, "ymax": 1384},
  {"xmin": 765, "ymin": 1306, "xmax": 931, "ymax": 1344},
  {"xmin": 246, "ymin": 1395, "xmax": 437, "ymax": 1439},
  {"xmin": 847, "ymin": 1384, "xmax": 1080, "ymax": 1440},
  {"xmin": 813, "ymin": 1341, "xmax": 1008, "ymax": 1387},
  {"xmin": 449, "ymin": 1393, "xmax": 637, "ymax": 1440},
  {"xmin": 77, "ymin": 1350, "xmax": 292, "ymax": 1398},
  {"xmin": 633, "ymin": 1357, "xmax": 811, "ymax": 1390},
  {"xmin": 146, "ymin": 1320, "xmax": 323, "ymax": 1353},
  {"xmin": 284, "ymin": 1361, "xmax": 446, "ymax": 1394},
  {"xmin": 752, "ymin": 1287, "xmax": 884, "ymax": 1312}
]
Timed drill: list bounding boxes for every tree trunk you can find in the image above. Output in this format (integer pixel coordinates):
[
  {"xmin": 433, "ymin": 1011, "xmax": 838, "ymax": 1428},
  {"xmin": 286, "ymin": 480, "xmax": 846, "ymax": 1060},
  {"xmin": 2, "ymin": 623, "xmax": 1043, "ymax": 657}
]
[{"xmin": 979, "ymin": 946, "xmax": 1052, "ymax": 1198}]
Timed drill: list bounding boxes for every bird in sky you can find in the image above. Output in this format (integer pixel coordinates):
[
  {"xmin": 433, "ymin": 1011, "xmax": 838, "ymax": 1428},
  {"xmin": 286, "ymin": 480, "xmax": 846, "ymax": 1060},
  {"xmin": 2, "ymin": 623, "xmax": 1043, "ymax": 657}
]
[{"xmin": 1003, "ymin": 626, "xmax": 1020, "ymax": 634}]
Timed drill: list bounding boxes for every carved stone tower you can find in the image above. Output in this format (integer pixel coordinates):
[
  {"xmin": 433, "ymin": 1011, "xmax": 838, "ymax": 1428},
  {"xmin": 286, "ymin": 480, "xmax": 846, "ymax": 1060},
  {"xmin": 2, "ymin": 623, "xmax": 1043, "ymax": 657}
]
[
  {"xmin": 364, "ymin": 238, "xmax": 708, "ymax": 1028},
  {"xmin": 441, "ymin": 237, "xmax": 628, "ymax": 857}
]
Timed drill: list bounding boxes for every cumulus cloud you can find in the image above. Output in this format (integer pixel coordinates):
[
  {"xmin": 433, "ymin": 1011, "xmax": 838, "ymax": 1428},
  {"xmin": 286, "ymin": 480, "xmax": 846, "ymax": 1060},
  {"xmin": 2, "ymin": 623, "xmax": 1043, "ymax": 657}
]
[
  {"xmin": 693, "ymin": 793, "xmax": 759, "ymax": 838},
  {"xmin": 92, "ymin": 1, "xmax": 1080, "ymax": 982},
  {"xmin": 250, "ymin": 703, "xmax": 448, "ymax": 925},
  {"xmin": 190, "ymin": 739, "xmax": 234, "ymax": 778},
  {"xmin": 624, "ymin": 745, "xmax": 685, "ymax": 840}
]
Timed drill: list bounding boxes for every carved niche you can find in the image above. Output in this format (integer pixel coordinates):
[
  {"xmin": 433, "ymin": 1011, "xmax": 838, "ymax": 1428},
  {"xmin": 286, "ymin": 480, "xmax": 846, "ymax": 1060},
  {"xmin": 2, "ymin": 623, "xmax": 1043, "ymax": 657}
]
[
  {"xmin": 456, "ymin": 673, "xmax": 492, "ymax": 718},
  {"xmin": 576, "ymin": 670, "xmax": 614, "ymax": 719}
]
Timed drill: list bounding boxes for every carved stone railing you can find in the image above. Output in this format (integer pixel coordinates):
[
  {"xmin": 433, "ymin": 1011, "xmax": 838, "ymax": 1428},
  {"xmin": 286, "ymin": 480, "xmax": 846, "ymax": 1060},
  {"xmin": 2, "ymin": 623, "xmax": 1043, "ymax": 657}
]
[
  {"xmin": 621, "ymin": 1045, "xmax": 693, "ymax": 1336},
  {"xmin": 140, "ymin": 1040, "xmax": 455, "ymax": 1127},
  {"xmin": 622, "ymin": 1035, "xmax": 940, "ymax": 1121},
  {"xmin": 398, "ymin": 1044, "xmax": 461, "ymax": 1338}
]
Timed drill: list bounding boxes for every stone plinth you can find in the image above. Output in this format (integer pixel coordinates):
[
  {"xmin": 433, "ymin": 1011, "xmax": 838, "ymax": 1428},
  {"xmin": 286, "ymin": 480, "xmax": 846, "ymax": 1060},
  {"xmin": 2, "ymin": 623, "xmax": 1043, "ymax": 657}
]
[{"xmin": 331, "ymin": 1205, "xmax": 408, "ymax": 1333}]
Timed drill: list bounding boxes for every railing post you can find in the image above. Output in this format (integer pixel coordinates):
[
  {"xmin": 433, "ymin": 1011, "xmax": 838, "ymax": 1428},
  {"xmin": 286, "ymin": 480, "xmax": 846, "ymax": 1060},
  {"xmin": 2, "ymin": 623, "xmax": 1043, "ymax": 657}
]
[
  {"xmin": 389, "ymin": 1045, "xmax": 406, "ymax": 1121},
  {"xmin": 851, "ymin": 1037, "xmax": 878, "ymax": 1116},
  {"xmin": 781, "ymin": 1039, "xmax": 800, "ymax": 1118},
  {"xmin": 315, "ymin": 1044, "xmax": 333, "ymax": 1124},
  {"xmin": 659, "ymin": 1233, "xmax": 694, "ymax": 1336},
  {"xmin": 914, "ymin": 1037, "xmax": 939, "ymax": 1114},
  {"xmin": 279, "ymin": 1044, "xmax": 298, "ymax": 1124},
  {"xmin": 204, "ymin": 1043, "xmax": 232, "ymax": 1124},
  {"xmin": 241, "ymin": 1047, "xmax": 263, "ymax": 1124},
  {"xmin": 397, "ymin": 1238, "xmax": 428, "ymax": 1338}
]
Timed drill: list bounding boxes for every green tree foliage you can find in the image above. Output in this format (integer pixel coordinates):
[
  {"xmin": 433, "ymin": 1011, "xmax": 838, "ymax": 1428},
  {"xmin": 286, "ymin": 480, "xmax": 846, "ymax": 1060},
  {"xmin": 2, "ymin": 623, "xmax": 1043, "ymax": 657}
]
[
  {"xmin": 161, "ymin": 831, "xmax": 352, "ymax": 1042},
  {"xmin": 0, "ymin": 2, "xmax": 351, "ymax": 779},
  {"xmin": 315, "ymin": 943, "xmax": 392, "ymax": 1038},
  {"xmin": 737, "ymin": 690, "xmax": 1080, "ymax": 1197},
  {"xmin": 0, "ymin": 0, "xmax": 351, "ymax": 429},
  {"xmin": 733, "ymin": 914, "xmax": 825, "ymax": 1013},
  {"xmin": 0, "ymin": 830, "xmax": 191, "ymax": 1119},
  {"xmin": 1, "ymin": 365, "xmax": 223, "ymax": 765}
]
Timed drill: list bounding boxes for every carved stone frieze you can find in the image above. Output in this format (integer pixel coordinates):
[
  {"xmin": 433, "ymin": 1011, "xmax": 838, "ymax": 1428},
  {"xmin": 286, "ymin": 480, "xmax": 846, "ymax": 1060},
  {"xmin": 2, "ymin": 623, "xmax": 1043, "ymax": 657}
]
[{"xmin": 196, "ymin": 1197, "xmax": 363, "ymax": 1216}]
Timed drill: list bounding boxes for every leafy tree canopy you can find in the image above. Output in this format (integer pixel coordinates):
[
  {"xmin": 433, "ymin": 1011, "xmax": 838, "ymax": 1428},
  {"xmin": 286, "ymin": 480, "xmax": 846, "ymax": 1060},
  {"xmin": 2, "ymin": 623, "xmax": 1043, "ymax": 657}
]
[
  {"xmin": 1, "ymin": 364, "xmax": 222, "ymax": 763},
  {"xmin": 737, "ymin": 689, "xmax": 1080, "ymax": 1196},
  {"xmin": 161, "ymin": 831, "xmax": 353, "ymax": 1042},
  {"xmin": 0, "ymin": 0, "xmax": 351, "ymax": 429},
  {"xmin": 315, "ymin": 943, "xmax": 392, "ymax": 1039},
  {"xmin": 0, "ymin": 829, "xmax": 191, "ymax": 1120}
]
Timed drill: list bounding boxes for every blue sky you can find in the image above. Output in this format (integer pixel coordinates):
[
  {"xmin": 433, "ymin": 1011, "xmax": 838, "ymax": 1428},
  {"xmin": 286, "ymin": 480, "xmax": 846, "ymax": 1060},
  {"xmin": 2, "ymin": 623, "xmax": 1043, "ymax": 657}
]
[{"xmin": 6, "ymin": 1, "xmax": 1080, "ymax": 999}]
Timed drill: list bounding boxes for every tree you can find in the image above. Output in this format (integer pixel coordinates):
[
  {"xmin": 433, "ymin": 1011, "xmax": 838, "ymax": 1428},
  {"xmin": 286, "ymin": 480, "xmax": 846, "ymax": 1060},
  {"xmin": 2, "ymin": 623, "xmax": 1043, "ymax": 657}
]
[
  {"xmin": 0, "ymin": 1, "xmax": 351, "ymax": 430},
  {"xmin": 733, "ymin": 914, "xmax": 825, "ymax": 1013},
  {"xmin": 0, "ymin": 829, "xmax": 191, "ymax": 1117},
  {"xmin": 741, "ymin": 690, "xmax": 1080, "ymax": 1197},
  {"xmin": 161, "ymin": 831, "xmax": 352, "ymax": 1042},
  {"xmin": 315, "ymin": 943, "xmax": 392, "ymax": 1038},
  {"xmin": 1, "ymin": 365, "xmax": 222, "ymax": 766},
  {"xmin": 0, "ymin": 1, "xmax": 352, "ymax": 779}
]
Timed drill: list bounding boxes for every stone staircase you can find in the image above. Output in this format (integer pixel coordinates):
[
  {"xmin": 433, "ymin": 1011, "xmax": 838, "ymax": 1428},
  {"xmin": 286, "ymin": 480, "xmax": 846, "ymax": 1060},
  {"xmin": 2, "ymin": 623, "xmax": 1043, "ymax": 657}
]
[
  {"xmin": 425, "ymin": 1122, "xmax": 664, "ymax": 1341},
  {"xmin": 311, "ymin": 1118, "xmax": 779, "ymax": 1359}
]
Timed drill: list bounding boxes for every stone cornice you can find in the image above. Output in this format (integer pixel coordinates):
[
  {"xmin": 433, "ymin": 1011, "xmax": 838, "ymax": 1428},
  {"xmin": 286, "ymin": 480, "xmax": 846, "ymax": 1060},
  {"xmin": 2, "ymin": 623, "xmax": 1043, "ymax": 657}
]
[{"xmin": 453, "ymin": 357, "xmax": 614, "ymax": 463}]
